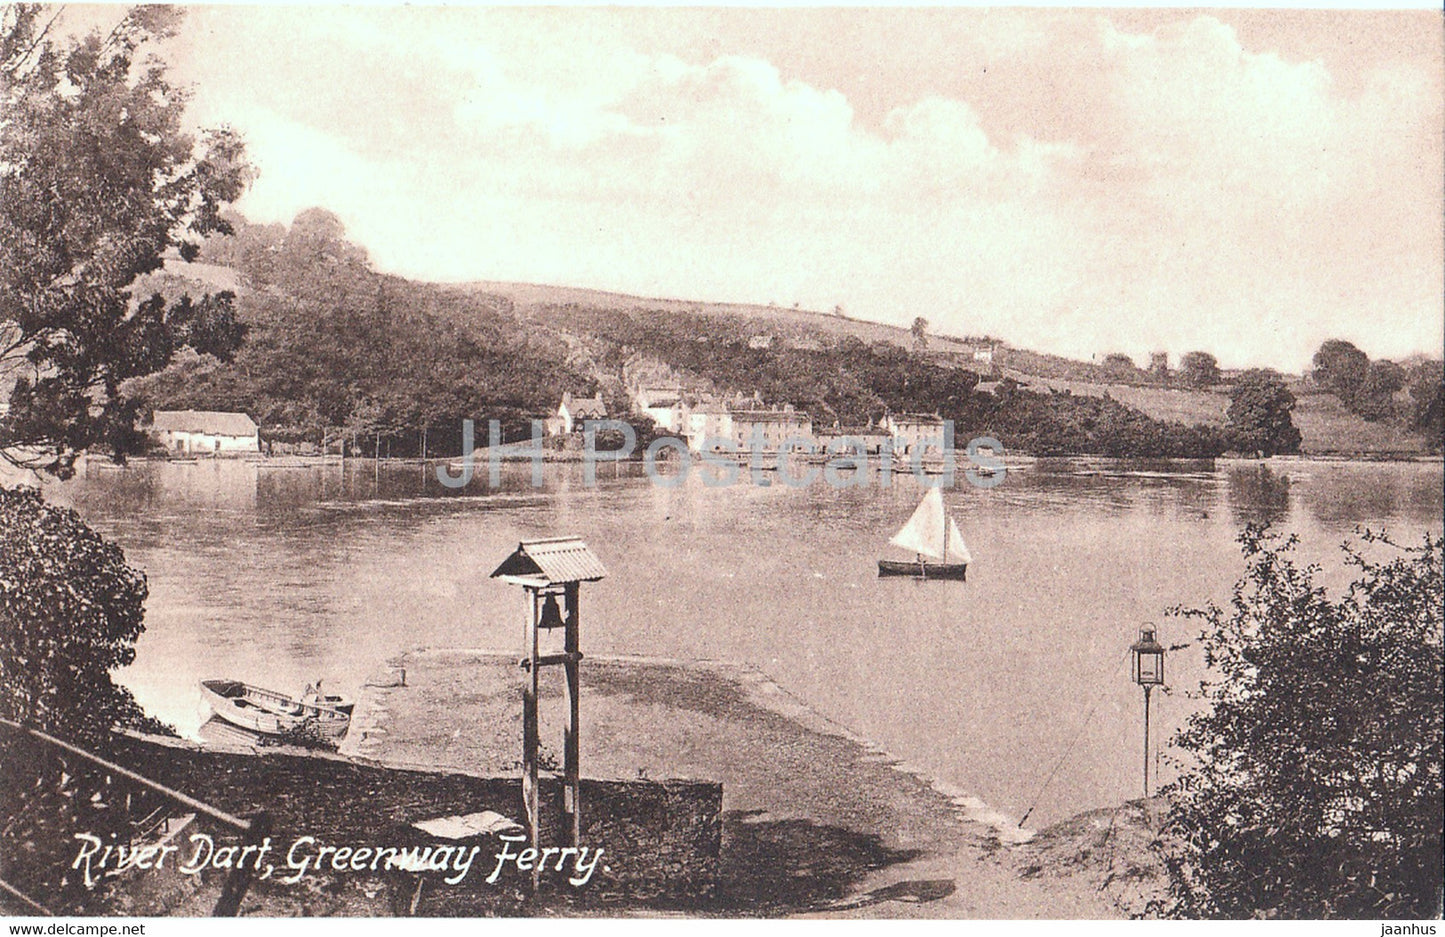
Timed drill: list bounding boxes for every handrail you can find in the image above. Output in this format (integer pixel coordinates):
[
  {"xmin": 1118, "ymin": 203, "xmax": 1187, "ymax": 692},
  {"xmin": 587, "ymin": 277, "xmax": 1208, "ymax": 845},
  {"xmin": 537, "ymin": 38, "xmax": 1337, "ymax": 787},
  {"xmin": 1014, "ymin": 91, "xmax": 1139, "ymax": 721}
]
[
  {"xmin": 0, "ymin": 717, "xmax": 252, "ymax": 831},
  {"xmin": 0, "ymin": 876, "xmax": 53, "ymax": 916}
]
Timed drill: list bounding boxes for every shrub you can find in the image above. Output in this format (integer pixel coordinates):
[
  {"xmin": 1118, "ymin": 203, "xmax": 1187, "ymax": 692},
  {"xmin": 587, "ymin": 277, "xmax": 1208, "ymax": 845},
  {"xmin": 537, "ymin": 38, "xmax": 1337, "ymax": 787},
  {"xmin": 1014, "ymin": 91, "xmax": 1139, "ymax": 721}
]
[
  {"xmin": 0, "ymin": 486, "xmax": 169, "ymax": 744},
  {"xmin": 1161, "ymin": 526, "xmax": 1443, "ymax": 918}
]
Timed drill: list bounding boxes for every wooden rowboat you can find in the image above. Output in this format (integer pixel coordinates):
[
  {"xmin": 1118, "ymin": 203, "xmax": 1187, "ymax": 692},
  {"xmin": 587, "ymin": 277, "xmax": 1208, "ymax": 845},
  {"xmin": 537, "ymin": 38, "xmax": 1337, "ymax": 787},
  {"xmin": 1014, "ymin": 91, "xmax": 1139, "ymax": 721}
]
[
  {"xmin": 877, "ymin": 557, "xmax": 969, "ymax": 580},
  {"xmin": 199, "ymin": 679, "xmax": 354, "ymax": 739}
]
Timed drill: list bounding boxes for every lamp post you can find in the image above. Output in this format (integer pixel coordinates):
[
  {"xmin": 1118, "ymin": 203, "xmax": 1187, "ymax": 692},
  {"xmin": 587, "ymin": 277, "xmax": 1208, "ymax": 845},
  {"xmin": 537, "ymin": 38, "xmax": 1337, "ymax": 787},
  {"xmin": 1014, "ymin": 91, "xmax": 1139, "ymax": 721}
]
[{"xmin": 1129, "ymin": 625, "xmax": 1166, "ymax": 802}]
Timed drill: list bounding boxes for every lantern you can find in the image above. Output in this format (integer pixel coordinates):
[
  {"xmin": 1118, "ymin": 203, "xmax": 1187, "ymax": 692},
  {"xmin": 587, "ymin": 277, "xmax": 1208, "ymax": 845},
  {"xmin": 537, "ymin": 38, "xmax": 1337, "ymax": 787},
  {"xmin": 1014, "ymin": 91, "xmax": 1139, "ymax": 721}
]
[{"xmin": 1131, "ymin": 625, "xmax": 1165, "ymax": 686}]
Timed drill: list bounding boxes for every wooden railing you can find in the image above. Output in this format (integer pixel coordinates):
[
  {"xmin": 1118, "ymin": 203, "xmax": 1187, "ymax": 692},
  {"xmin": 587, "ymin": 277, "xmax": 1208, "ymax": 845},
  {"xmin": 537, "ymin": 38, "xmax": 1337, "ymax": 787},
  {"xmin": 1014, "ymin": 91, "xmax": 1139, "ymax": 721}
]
[{"xmin": 0, "ymin": 718, "xmax": 270, "ymax": 917}]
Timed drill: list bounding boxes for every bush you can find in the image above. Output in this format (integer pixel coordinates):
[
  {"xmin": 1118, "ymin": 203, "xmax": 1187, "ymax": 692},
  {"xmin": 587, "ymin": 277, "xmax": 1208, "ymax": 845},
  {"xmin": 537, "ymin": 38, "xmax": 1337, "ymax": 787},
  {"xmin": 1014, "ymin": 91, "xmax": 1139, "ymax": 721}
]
[
  {"xmin": 1227, "ymin": 371, "xmax": 1301, "ymax": 456},
  {"xmin": 0, "ymin": 486, "xmax": 169, "ymax": 744},
  {"xmin": 1161, "ymin": 526, "xmax": 1443, "ymax": 918}
]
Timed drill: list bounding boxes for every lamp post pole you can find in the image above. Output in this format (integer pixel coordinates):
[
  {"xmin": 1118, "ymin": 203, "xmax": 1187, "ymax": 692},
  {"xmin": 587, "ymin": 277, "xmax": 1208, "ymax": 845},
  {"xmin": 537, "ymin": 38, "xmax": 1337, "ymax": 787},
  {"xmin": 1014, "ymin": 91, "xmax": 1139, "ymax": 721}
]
[
  {"xmin": 1142, "ymin": 683, "xmax": 1152, "ymax": 801},
  {"xmin": 1130, "ymin": 625, "xmax": 1166, "ymax": 814}
]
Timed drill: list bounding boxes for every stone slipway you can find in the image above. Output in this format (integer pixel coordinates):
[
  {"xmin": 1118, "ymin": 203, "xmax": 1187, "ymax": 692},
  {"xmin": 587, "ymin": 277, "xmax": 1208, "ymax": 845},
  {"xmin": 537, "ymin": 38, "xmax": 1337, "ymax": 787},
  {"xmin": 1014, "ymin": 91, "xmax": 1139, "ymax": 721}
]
[{"xmin": 341, "ymin": 649, "xmax": 1164, "ymax": 917}]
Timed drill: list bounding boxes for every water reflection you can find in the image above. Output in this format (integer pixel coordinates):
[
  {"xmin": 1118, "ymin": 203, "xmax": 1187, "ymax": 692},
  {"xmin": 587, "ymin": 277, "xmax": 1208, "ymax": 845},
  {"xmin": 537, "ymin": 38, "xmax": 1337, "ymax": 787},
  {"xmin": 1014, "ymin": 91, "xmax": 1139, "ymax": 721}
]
[
  {"xmin": 1297, "ymin": 461, "xmax": 1445, "ymax": 532},
  {"xmin": 1227, "ymin": 463, "xmax": 1291, "ymax": 527}
]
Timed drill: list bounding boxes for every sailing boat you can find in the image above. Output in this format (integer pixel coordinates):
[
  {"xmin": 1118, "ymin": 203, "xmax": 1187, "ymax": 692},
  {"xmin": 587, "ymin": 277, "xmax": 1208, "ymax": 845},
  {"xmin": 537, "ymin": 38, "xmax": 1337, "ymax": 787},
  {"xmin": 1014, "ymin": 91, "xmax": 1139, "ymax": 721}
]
[{"xmin": 877, "ymin": 486, "xmax": 972, "ymax": 580}]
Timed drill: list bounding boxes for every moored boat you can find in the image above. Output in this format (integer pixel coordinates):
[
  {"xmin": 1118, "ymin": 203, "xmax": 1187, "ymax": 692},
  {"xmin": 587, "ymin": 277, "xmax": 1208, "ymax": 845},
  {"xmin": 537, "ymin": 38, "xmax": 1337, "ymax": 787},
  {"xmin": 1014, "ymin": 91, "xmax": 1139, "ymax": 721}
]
[{"xmin": 199, "ymin": 679, "xmax": 354, "ymax": 739}]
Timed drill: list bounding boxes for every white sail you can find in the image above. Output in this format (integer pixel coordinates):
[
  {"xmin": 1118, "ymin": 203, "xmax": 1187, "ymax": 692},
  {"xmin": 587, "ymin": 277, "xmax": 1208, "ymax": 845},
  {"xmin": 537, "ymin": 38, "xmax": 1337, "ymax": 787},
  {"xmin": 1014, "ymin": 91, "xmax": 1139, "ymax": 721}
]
[
  {"xmin": 888, "ymin": 487, "xmax": 972, "ymax": 564},
  {"xmin": 946, "ymin": 516, "xmax": 972, "ymax": 564},
  {"xmin": 889, "ymin": 487, "xmax": 947, "ymax": 559}
]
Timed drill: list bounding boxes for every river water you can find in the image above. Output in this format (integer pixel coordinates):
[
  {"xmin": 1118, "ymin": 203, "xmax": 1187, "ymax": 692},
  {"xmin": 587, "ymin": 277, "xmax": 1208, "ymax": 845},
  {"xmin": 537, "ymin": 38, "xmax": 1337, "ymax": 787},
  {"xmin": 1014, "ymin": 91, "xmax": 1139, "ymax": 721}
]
[{"xmin": 47, "ymin": 455, "xmax": 1442, "ymax": 827}]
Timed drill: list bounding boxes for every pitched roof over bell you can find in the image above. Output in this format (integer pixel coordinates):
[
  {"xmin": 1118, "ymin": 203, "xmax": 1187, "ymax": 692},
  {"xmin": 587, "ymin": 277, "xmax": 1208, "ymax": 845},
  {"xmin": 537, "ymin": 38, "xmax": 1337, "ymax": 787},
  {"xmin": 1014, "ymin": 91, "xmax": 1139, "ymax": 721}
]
[{"xmin": 490, "ymin": 537, "xmax": 607, "ymax": 585}]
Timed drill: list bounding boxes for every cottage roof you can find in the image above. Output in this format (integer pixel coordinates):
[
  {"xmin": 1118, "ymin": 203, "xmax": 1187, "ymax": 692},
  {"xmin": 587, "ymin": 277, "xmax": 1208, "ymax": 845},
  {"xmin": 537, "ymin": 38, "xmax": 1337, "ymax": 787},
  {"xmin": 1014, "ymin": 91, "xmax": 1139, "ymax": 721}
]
[
  {"xmin": 731, "ymin": 409, "xmax": 809, "ymax": 423},
  {"xmin": 151, "ymin": 410, "xmax": 258, "ymax": 436},
  {"xmin": 490, "ymin": 537, "xmax": 607, "ymax": 585},
  {"xmin": 562, "ymin": 393, "xmax": 606, "ymax": 418},
  {"xmin": 891, "ymin": 412, "xmax": 944, "ymax": 426}
]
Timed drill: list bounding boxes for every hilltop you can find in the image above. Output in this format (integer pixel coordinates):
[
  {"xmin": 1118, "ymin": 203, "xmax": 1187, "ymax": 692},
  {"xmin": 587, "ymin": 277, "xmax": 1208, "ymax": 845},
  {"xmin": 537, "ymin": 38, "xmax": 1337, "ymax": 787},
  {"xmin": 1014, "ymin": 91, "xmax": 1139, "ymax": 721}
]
[
  {"xmin": 129, "ymin": 209, "xmax": 1438, "ymax": 460},
  {"xmin": 1008, "ymin": 375, "xmax": 1433, "ymax": 457},
  {"xmin": 460, "ymin": 279, "xmax": 994, "ymax": 356},
  {"xmin": 414, "ymin": 280, "xmax": 1437, "ymax": 457}
]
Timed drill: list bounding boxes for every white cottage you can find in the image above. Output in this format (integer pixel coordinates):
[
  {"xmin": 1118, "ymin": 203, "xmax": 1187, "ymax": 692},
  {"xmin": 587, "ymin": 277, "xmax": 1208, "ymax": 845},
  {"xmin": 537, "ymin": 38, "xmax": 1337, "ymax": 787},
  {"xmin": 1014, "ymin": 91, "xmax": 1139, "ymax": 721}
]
[
  {"xmin": 555, "ymin": 392, "xmax": 607, "ymax": 435},
  {"xmin": 151, "ymin": 410, "xmax": 260, "ymax": 456},
  {"xmin": 884, "ymin": 412, "xmax": 948, "ymax": 456}
]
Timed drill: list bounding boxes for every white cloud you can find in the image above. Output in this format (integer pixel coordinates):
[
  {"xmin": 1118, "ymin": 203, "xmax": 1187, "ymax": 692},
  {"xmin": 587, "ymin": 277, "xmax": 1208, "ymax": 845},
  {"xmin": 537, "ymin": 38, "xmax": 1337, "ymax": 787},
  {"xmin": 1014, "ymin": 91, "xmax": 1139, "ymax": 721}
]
[{"xmin": 167, "ymin": 8, "xmax": 1441, "ymax": 369}]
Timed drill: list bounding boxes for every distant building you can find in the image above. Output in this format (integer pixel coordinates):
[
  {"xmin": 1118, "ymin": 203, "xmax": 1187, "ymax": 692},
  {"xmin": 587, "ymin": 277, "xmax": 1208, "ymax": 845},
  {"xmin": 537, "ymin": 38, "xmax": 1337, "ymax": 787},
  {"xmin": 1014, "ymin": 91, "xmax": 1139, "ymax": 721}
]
[
  {"xmin": 730, "ymin": 406, "xmax": 813, "ymax": 452},
  {"xmin": 684, "ymin": 402, "xmax": 733, "ymax": 452},
  {"xmin": 932, "ymin": 342, "xmax": 997, "ymax": 368},
  {"xmin": 883, "ymin": 412, "xmax": 948, "ymax": 456},
  {"xmin": 816, "ymin": 426, "xmax": 890, "ymax": 455},
  {"xmin": 633, "ymin": 386, "xmax": 680, "ymax": 409},
  {"xmin": 747, "ymin": 334, "xmax": 774, "ymax": 350},
  {"xmin": 151, "ymin": 410, "xmax": 259, "ymax": 456},
  {"xmin": 1148, "ymin": 352, "xmax": 1170, "ymax": 377},
  {"xmin": 633, "ymin": 386, "xmax": 685, "ymax": 433},
  {"xmin": 555, "ymin": 392, "xmax": 607, "ymax": 435}
]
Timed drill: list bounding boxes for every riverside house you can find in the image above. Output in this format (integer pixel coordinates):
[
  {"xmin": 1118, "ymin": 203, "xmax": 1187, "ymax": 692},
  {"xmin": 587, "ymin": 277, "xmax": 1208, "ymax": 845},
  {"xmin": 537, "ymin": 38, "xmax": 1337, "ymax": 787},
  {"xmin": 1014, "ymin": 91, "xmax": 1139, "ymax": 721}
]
[
  {"xmin": 633, "ymin": 386, "xmax": 685, "ymax": 434},
  {"xmin": 553, "ymin": 392, "xmax": 607, "ymax": 435},
  {"xmin": 816, "ymin": 425, "xmax": 891, "ymax": 455},
  {"xmin": 884, "ymin": 412, "xmax": 949, "ymax": 456},
  {"xmin": 729, "ymin": 406, "xmax": 814, "ymax": 453},
  {"xmin": 150, "ymin": 410, "xmax": 260, "ymax": 456},
  {"xmin": 684, "ymin": 401, "xmax": 733, "ymax": 452}
]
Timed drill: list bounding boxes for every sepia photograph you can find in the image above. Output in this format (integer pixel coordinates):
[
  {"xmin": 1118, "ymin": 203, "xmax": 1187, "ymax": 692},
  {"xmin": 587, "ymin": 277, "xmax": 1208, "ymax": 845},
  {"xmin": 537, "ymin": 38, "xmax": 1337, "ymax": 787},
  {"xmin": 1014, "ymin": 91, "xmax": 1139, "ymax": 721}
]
[{"xmin": 0, "ymin": 3, "xmax": 1441, "ymax": 925}]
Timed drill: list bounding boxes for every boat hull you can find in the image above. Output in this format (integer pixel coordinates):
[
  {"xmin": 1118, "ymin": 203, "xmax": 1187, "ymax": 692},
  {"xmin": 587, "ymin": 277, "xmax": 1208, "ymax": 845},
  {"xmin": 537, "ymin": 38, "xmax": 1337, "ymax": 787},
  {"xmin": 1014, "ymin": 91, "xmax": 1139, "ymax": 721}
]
[
  {"xmin": 877, "ymin": 559, "xmax": 967, "ymax": 581},
  {"xmin": 200, "ymin": 679, "xmax": 353, "ymax": 739}
]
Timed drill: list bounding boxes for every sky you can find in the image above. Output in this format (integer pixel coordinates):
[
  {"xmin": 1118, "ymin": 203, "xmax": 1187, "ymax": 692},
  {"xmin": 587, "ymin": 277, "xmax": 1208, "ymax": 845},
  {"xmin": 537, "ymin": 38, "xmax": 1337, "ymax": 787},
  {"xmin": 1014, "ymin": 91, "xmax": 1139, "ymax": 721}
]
[{"xmin": 68, "ymin": 5, "xmax": 1445, "ymax": 370}]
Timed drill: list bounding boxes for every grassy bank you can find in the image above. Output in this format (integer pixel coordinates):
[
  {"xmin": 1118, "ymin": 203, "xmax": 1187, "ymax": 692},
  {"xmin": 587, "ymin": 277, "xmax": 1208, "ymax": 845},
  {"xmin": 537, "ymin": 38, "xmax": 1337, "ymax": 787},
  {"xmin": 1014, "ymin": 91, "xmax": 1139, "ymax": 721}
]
[{"xmin": 1011, "ymin": 373, "xmax": 1430, "ymax": 457}]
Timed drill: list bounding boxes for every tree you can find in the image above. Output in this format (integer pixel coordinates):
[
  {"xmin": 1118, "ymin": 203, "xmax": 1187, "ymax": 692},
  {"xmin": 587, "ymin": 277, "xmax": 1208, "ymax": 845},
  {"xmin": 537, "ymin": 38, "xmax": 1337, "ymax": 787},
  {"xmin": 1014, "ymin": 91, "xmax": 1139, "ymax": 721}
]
[
  {"xmin": 1311, "ymin": 339, "xmax": 1370, "ymax": 409},
  {"xmin": 1179, "ymin": 351, "xmax": 1220, "ymax": 389},
  {"xmin": 1102, "ymin": 353, "xmax": 1136, "ymax": 381},
  {"xmin": 910, "ymin": 317, "xmax": 928, "ymax": 352},
  {"xmin": 0, "ymin": 6, "xmax": 251, "ymax": 478},
  {"xmin": 1161, "ymin": 527, "xmax": 1443, "ymax": 918},
  {"xmin": 0, "ymin": 486, "xmax": 166, "ymax": 744},
  {"xmin": 1353, "ymin": 359, "xmax": 1405, "ymax": 422},
  {"xmin": 1227, "ymin": 370, "xmax": 1301, "ymax": 456},
  {"xmin": 1405, "ymin": 360, "xmax": 1443, "ymax": 449}
]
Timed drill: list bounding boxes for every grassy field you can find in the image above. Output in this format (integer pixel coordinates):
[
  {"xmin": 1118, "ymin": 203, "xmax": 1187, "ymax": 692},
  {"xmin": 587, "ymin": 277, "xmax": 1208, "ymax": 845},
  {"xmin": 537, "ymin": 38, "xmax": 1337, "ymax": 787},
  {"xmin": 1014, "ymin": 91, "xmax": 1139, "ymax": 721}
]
[
  {"xmin": 1007, "ymin": 372, "xmax": 1430, "ymax": 456},
  {"xmin": 465, "ymin": 280, "xmax": 990, "ymax": 355},
  {"xmin": 1289, "ymin": 391, "xmax": 1431, "ymax": 456}
]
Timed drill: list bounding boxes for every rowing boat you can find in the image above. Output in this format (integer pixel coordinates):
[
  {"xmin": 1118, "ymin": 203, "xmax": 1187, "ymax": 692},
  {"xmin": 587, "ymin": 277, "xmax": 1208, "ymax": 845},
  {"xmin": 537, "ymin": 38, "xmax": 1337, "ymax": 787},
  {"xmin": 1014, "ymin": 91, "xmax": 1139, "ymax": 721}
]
[{"xmin": 199, "ymin": 679, "xmax": 354, "ymax": 739}]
